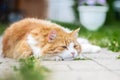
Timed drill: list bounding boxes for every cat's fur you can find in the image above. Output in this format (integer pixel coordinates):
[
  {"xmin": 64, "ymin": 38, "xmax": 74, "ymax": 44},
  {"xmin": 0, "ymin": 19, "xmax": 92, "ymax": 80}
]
[{"xmin": 2, "ymin": 18, "xmax": 81, "ymax": 60}]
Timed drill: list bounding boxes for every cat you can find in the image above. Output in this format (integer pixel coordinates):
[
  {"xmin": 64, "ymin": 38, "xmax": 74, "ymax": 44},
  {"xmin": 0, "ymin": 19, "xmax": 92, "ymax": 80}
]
[{"xmin": 2, "ymin": 18, "xmax": 81, "ymax": 61}]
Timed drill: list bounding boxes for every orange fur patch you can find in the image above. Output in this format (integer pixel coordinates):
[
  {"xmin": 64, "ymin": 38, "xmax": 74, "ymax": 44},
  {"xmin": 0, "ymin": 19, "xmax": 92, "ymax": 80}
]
[{"xmin": 2, "ymin": 18, "xmax": 81, "ymax": 59}]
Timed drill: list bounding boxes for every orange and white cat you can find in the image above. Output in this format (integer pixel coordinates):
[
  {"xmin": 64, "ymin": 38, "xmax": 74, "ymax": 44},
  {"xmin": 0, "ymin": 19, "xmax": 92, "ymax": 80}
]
[{"xmin": 2, "ymin": 18, "xmax": 81, "ymax": 60}]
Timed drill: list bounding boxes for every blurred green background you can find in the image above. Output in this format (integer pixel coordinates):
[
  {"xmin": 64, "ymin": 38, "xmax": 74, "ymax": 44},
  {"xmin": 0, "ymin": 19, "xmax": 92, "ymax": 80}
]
[{"xmin": 0, "ymin": 0, "xmax": 120, "ymax": 52}]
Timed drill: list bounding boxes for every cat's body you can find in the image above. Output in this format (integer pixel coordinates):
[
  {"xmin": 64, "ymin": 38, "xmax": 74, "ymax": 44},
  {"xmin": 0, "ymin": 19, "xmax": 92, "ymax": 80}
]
[{"xmin": 2, "ymin": 18, "xmax": 81, "ymax": 60}]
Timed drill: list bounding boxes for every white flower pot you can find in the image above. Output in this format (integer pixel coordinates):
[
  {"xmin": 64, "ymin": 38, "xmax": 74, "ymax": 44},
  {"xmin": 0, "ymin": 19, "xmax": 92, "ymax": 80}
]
[{"xmin": 78, "ymin": 6, "xmax": 109, "ymax": 31}]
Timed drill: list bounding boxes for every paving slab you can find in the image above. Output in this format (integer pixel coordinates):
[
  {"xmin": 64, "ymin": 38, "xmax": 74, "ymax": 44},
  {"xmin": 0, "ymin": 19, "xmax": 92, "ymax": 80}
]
[
  {"xmin": 50, "ymin": 71, "xmax": 120, "ymax": 80},
  {"xmin": 0, "ymin": 57, "xmax": 18, "ymax": 79},
  {"xmin": 41, "ymin": 61, "xmax": 105, "ymax": 71},
  {"xmin": 93, "ymin": 60, "xmax": 120, "ymax": 71},
  {"xmin": 41, "ymin": 60, "xmax": 120, "ymax": 80}
]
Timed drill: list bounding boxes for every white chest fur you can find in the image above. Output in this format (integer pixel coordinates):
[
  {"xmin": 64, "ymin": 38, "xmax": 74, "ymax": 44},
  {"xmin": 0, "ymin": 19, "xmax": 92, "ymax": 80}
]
[{"xmin": 27, "ymin": 34, "xmax": 41, "ymax": 58}]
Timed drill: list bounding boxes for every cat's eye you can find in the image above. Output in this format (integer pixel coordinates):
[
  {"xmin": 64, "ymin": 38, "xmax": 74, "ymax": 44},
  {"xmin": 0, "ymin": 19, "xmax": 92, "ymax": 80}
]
[
  {"xmin": 61, "ymin": 46, "xmax": 67, "ymax": 49},
  {"xmin": 74, "ymin": 45, "xmax": 78, "ymax": 48}
]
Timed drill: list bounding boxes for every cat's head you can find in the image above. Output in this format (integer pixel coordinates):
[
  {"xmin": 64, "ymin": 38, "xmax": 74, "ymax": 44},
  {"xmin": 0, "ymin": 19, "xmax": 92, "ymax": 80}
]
[{"xmin": 44, "ymin": 28, "xmax": 81, "ymax": 59}]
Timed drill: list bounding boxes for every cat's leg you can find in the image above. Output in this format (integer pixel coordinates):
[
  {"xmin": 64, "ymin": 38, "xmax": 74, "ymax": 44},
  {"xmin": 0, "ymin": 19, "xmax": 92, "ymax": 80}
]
[
  {"xmin": 27, "ymin": 34, "xmax": 42, "ymax": 58},
  {"xmin": 13, "ymin": 40, "xmax": 32, "ymax": 59},
  {"xmin": 52, "ymin": 56, "xmax": 64, "ymax": 61}
]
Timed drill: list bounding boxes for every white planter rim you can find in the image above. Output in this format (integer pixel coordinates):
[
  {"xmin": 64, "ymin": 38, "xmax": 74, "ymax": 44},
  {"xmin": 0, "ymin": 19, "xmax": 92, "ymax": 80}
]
[{"xmin": 78, "ymin": 6, "xmax": 109, "ymax": 12}]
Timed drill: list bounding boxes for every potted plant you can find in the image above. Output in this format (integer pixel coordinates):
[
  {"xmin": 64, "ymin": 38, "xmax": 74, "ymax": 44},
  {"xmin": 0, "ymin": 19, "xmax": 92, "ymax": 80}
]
[{"xmin": 78, "ymin": 0, "xmax": 109, "ymax": 31}]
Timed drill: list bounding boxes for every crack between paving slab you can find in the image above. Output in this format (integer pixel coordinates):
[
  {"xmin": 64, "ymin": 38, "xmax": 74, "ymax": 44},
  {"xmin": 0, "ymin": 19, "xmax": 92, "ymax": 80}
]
[
  {"xmin": 82, "ymin": 55, "xmax": 113, "ymax": 71},
  {"xmin": 91, "ymin": 59, "xmax": 120, "ymax": 77},
  {"xmin": 82, "ymin": 55, "xmax": 120, "ymax": 77},
  {"xmin": 67, "ymin": 64, "xmax": 73, "ymax": 71}
]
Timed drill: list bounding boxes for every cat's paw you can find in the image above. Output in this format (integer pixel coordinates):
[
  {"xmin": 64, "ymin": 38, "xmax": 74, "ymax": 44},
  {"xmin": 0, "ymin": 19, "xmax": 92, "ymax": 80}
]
[{"xmin": 53, "ymin": 56, "xmax": 64, "ymax": 61}]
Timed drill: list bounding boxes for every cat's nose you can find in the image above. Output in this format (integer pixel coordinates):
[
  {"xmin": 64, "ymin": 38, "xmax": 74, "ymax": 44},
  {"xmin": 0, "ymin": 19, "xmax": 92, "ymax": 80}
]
[{"xmin": 71, "ymin": 52, "xmax": 75, "ymax": 57}]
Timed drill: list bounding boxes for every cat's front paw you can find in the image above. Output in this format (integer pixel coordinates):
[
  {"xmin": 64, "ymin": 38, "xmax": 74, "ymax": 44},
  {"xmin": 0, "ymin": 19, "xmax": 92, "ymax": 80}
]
[{"xmin": 53, "ymin": 56, "xmax": 64, "ymax": 61}]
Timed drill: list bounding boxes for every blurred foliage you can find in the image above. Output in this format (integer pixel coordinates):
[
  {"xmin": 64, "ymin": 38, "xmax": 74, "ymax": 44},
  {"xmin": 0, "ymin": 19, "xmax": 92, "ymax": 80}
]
[
  {"xmin": 2, "ymin": 56, "xmax": 50, "ymax": 80},
  {"xmin": 0, "ymin": 24, "xmax": 7, "ymax": 35},
  {"xmin": 106, "ymin": 0, "xmax": 116, "ymax": 24},
  {"xmin": 72, "ymin": 0, "xmax": 79, "ymax": 23},
  {"xmin": 117, "ymin": 55, "xmax": 120, "ymax": 59}
]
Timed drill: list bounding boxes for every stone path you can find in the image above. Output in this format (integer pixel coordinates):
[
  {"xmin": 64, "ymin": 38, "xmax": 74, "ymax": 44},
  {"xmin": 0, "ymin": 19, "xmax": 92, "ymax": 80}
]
[{"xmin": 41, "ymin": 49, "xmax": 120, "ymax": 80}]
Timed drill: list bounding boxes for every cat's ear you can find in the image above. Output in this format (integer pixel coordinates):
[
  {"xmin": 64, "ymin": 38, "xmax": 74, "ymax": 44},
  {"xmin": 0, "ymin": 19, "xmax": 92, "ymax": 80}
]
[
  {"xmin": 71, "ymin": 28, "xmax": 80, "ymax": 38},
  {"xmin": 48, "ymin": 30, "xmax": 57, "ymax": 42}
]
